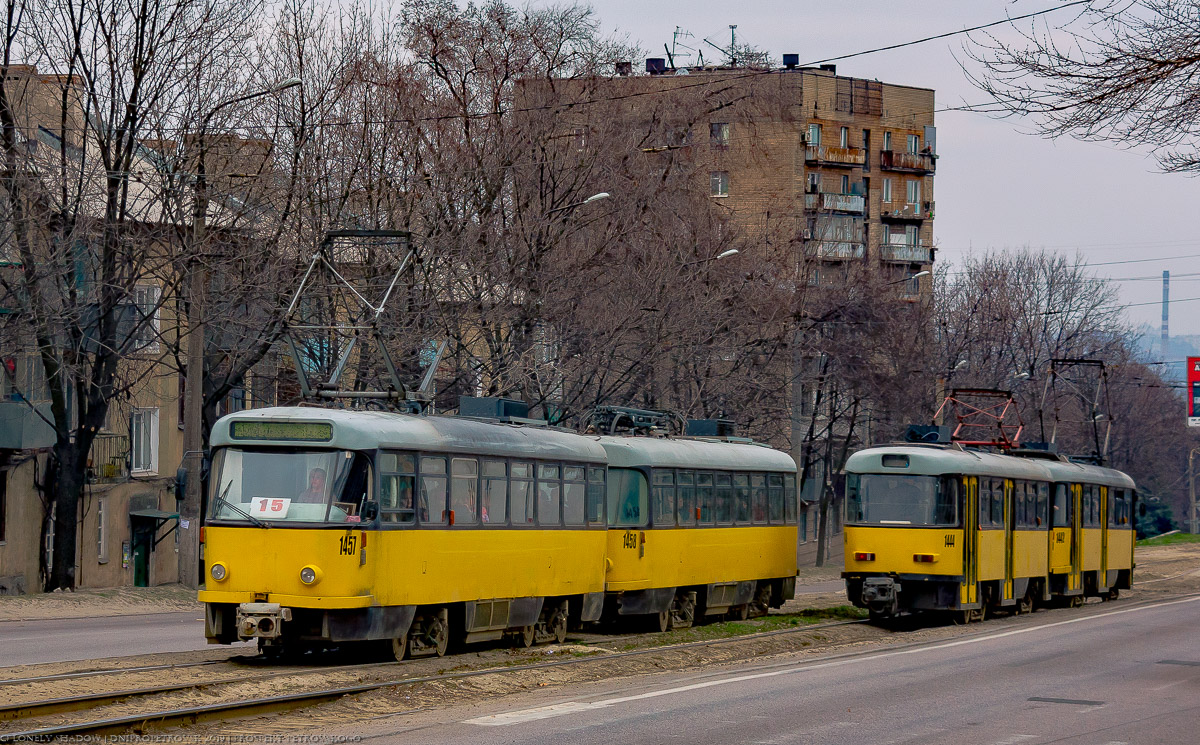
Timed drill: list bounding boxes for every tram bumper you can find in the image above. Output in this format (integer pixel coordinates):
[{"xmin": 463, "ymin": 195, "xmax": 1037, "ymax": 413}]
[
  {"xmin": 237, "ymin": 602, "xmax": 292, "ymax": 640},
  {"xmin": 861, "ymin": 577, "xmax": 901, "ymax": 616}
]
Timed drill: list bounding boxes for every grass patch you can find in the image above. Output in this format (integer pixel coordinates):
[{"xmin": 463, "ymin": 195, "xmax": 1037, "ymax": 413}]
[
  {"xmin": 1137, "ymin": 533, "xmax": 1200, "ymax": 546},
  {"xmin": 610, "ymin": 606, "xmax": 867, "ymax": 651}
]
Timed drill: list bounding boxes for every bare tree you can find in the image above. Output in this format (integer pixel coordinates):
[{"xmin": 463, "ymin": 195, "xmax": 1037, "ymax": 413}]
[{"xmin": 965, "ymin": 1, "xmax": 1200, "ymax": 172}]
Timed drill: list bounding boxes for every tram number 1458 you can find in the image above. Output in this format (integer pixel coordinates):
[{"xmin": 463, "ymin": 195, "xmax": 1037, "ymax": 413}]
[
  {"xmin": 339, "ymin": 534, "xmax": 358, "ymax": 556},
  {"xmin": 622, "ymin": 531, "xmax": 638, "ymax": 550}
]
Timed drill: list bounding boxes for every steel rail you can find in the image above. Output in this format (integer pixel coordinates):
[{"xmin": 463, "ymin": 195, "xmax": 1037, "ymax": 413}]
[
  {"xmin": 0, "ymin": 659, "xmax": 230, "ymax": 687},
  {"xmin": 0, "ymin": 616, "xmax": 869, "ymax": 741}
]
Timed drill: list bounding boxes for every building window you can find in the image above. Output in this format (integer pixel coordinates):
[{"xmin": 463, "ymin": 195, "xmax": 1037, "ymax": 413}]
[
  {"xmin": 807, "ymin": 123, "xmax": 821, "ymax": 146},
  {"xmin": 710, "ymin": 122, "xmax": 730, "ymax": 148},
  {"xmin": 906, "ymin": 225, "xmax": 920, "ymax": 246},
  {"xmin": 906, "ymin": 179, "xmax": 921, "ymax": 205},
  {"xmin": 0, "ymin": 473, "xmax": 6, "ymax": 543},
  {"xmin": 839, "ymin": 126, "xmax": 849, "ymax": 148},
  {"xmin": 807, "ymin": 172, "xmax": 820, "ymax": 194},
  {"xmin": 572, "ymin": 126, "xmax": 588, "ymax": 152},
  {"xmin": 882, "ymin": 178, "xmax": 892, "ymax": 203},
  {"xmin": 131, "ymin": 408, "xmax": 159, "ymax": 475},
  {"xmin": 710, "ymin": 171, "xmax": 729, "ymax": 197},
  {"xmin": 97, "ymin": 497, "xmax": 108, "ymax": 563},
  {"xmin": 907, "ymin": 133, "xmax": 920, "ymax": 153},
  {"xmin": 883, "ymin": 131, "xmax": 892, "ymax": 151},
  {"xmin": 862, "ymin": 129, "xmax": 871, "ymax": 170},
  {"xmin": 840, "ymin": 174, "xmax": 850, "ymax": 194},
  {"xmin": 130, "ymin": 285, "xmax": 161, "ymax": 353}
]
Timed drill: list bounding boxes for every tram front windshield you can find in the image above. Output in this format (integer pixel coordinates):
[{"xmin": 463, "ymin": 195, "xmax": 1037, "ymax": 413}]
[
  {"xmin": 846, "ymin": 473, "xmax": 957, "ymax": 526},
  {"xmin": 208, "ymin": 448, "xmax": 370, "ymax": 524}
]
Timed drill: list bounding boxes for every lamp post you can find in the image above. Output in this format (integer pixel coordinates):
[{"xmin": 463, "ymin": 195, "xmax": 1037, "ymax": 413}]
[
  {"xmin": 181, "ymin": 78, "xmax": 301, "ymax": 589},
  {"xmin": 544, "ymin": 191, "xmax": 610, "ymax": 215},
  {"xmin": 885, "ymin": 269, "xmax": 930, "ymax": 287},
  {"xmin": 1189, "ymin": 448, "xmax": 1197, "ymax": 534}
]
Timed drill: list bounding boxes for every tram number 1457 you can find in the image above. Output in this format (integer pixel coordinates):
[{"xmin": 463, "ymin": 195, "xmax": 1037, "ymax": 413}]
[{"xmin": 339, "ymin": 534, "xmax": 358, "ymax": 556}]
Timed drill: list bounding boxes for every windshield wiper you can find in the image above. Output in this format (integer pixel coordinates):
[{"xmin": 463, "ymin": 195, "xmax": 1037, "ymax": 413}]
[{"xmin": 213, "ymin": 480, "xmax": 267, "ymax": 528}]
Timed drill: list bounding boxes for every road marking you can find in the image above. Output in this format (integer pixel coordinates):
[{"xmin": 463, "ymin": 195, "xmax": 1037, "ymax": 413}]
[
  {"xmin": 1028, "ymin": 696, "xmax": 1105, "ymax": 707},
  {"xmin": 1158, "ymin": 659, "xmax": 1200, "ymax": 666},
  {"xmin": 991, "ymin": 735, "xmax": 1036, "ymax": 745},
  {"xmin": 466, "ymin": 595, "xmax": 1200, "ymax": 726}
]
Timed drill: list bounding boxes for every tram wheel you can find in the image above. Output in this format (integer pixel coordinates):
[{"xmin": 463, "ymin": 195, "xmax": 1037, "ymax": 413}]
[
  {"xmin": 729, "ymin": 604, "xmax": 750, "ymax": 621},
  {"xmin": 1016, "ymin": 592, "xmax": 1033, "ymax": 615},
  {"xmin": 653, "ymin": 610, "xmax": 672, "ymax": 633},
  {"xmin": 391, "ymin": 632, "xmax": 408, "ymax": 661},
  {"xmin": 513, "ymin": 625, "xmax": 535, "ymax": 648},
  {"xmin": 429, "ymin": 608, "xmax": 450, "ymax": 657},
  {"xmin": 551, "ymin": 602, "xmax": 568, "ymax": 644},
  {"xmin": 1070, "ymin": 595, "xmax": 1085, "ymax": 609},
  {"xmin": 1105, "ymin": 588, "xmax": 1120, "ymax": 602}
]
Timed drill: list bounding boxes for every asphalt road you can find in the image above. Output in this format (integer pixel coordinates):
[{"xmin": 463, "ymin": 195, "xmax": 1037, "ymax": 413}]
[
  {"xmin": 341, "ymin": 595, "xmax": 1200, "ymax": 745},
  {"xmin": 0, "ymin": 612, "xmax": 251, "ymax": 667}
]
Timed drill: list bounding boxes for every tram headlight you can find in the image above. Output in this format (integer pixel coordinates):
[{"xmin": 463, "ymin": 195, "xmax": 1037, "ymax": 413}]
[
  {"xmin": 210, "ymin": 562, "xmax": 228, "ymax": 582},
  {"xmin": 300, "ymin": 565, "xmax": 323, "ymax": 585}
]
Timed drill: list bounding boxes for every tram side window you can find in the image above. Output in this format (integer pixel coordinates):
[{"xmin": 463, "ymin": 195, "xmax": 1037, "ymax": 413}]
[
  {"xmin": 1083, "ymin": 485, "xmax": 1096, "ymax": 527},
  {"xmin": 450, "ymin": 458, "xmax": 479, "ymax": 525},
  {"xmin": 715, "ymin": 473, "xmax": 733, "ymax": 524},
  {"xmin": 510, "ymin": 462, "xmax": 534, "ymax": 526},
  {"xmin": 482, "ymin": 459, "xmax": 507, "ymax": 525},
  {"xmin": 1036, "ymin": 483, "xmax": 1048, "ymax": 527},
  {"xmin": 697, "ymin": 473, "xmax": 715, "ymax": 525},
  {"xmin": 784, "ymin": 474, "xmax": 797, "ymax": 524},
  {"xmin": 677, "ymin": 471, "xmax": 696, "ymax": 526},
  {"xmin": 990, "ymin": 479, "xmax": 1004, "ymax": 527},
  {"xmin": 587, "ymin": 467, "xmax": 606, "ymax": 525},
  {"xmin": 751, "ymin": 474, "xmax": 768, "ymax": 524},
  {"xmin": 1052, "ymin": 484, "xmax": 1069, "ymax": 527},
  {"xmin": 978, "ymin": 481, "xmax": 991, "ymax": 528},
  {"xmin": 379, "ymin": 452, "xmax": 416, "ymax": 525},
  {"xmin": 1021, "ymin": 482, "xmax": 1034, "ymax": 528},
  {"xmin": 734, "ymin": 474, "xmax": 751, "ymax": 524},
  {"xmin": 537, "ymin": 464, "xmax": 562, "ymax": 527},
  {"xmin": 419, "ymin": 456, "xmax": 448, "ymax": 525},
  {"xmin": 938, "ymin": 476, "xmax": 958, "ymax": 525},
  {"xmin": 608, "ymin": 468, "xmax": 648, "ymax": 527},
  {"xmin": 563, "ymin": 465, "xmax": 586, "ymax": 526},
  {"xmin": 767, "ymin": 473, "xmax": 785, "ymax": 524},
  {"xmin": 652, "ymin": 470, "xmax": 676, "ymax": 527},
  {"xmin": 1111, "ymin": 489, "xmax": 1128, "ymax": 527}
]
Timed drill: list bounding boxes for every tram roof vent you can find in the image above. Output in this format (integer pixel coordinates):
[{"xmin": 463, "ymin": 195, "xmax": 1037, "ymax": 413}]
[
  {"xmin": 903, "ymin": 424, "xmax": 951, "ymax": 444},
  {"xmin": 458, "ymin": 396, "xmax": 536, "ymax": 423},
  {"xmin": 685, "ymin": 419, "xmax": 737, "ymax": 438}
]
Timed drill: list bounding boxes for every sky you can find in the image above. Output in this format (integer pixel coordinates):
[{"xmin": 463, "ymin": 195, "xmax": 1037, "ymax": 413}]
[{"xmin": 564, "ymin": 0, "xmax": 1200, "ymax": 341}]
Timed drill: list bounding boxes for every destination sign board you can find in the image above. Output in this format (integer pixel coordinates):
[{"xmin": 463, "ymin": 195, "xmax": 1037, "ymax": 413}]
[{"xmin": 230, "ymin": 420, "xmax": 333, "ymax": 442}]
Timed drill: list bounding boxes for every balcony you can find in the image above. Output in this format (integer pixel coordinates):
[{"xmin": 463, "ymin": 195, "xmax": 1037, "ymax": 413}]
[
  {"xmin": 880, "ymin": 243, "xmax": 933, "ymax": 263},
  {"xmin": 804, "ymin": 145, "xmax": 865, "ymax": 167},
  {"xmin": 804, "ymin": 192, "xmax": 865, "ymax": 214},
  {"xmin": 880, "ymin": 200, "xmax": 934, "ymax": 221},
  {"xmin": 0, "ymin": 401, "xmax": 55, "ymax": 449},
  {"xmin": 807, "ymin": 241, "xmax": 865, "ymax": 261},
  {"xmin": 88, "ymin": 432, "xmax": 129, "ymax": 482},
  {"xmin": 880, "ymin": 149, "xmax": 936, "ymax": 173}
]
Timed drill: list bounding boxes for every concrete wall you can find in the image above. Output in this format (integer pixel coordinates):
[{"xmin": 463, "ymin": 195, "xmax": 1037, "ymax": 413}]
[{"xmin": 0, "ymin": 455, "xmax": 47, "ymax": 594}]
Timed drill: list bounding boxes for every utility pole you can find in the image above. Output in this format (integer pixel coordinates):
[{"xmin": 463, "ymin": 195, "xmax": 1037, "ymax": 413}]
[{"xmin": 179, "ymin": 79, "xmax": 300, "ymax": 589}]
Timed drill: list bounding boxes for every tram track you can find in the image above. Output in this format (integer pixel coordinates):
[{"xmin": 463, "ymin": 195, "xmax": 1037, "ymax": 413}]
[{"xmin": 0, "ymin": 615, "xmax": 871, "ymax": 741}]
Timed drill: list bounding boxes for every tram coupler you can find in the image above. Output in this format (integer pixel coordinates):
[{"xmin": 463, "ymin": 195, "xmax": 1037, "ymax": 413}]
[
  {"xmin": 861, "ymin": 577, "xmax": 901, "ymax": 616},
  {"xmin": 237, "ymin": 602, "xmax": 292, "ymax": 640}
]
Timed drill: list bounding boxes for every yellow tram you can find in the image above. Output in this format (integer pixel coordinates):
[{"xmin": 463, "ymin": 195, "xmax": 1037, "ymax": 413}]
[
  {"xmin": 842, "ymin": 444, "xmax": 1136, "ymax": 620},
  {"xmin": 198, "ymin": 405, "xmax": 799, "ymax": 657},
  {"xmin": 598, "ymin": 436, "xmax": 798, "ymax": 629}
]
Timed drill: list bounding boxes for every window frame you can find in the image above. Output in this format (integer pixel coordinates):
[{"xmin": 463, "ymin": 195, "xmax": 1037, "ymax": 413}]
[
  {"xmin": 710, "ymin": 121, "xmax": 731, "ymax": 148},
  {"xmin": 710, "ymin": 170, "xmax": 730, "ymax": 197},
  {"xmin": 130, "ymin": 407, "xmax": 159, "ymax": 475}
]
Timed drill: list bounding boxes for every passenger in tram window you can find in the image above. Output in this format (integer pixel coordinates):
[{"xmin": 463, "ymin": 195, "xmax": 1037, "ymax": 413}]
[{"xmin": 298, "ymin": 468, "xmax": 327, "ymax": 503}]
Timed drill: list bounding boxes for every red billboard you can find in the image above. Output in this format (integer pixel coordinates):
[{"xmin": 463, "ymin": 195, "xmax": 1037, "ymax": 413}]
[{"xmin": 1190, "ymin": 356, "xmax": 1200, "ymax": 426}]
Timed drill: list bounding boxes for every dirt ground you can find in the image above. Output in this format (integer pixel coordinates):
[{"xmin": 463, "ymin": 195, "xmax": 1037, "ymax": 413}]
[{"xmin": 0, "ymin": 584, "xmax": 201, "ymax": 621}]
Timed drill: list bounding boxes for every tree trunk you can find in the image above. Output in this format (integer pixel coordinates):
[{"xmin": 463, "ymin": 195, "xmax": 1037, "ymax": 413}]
[{"xmin": 47, "ymin": 449, "xmax": 84, "ymax": 591}]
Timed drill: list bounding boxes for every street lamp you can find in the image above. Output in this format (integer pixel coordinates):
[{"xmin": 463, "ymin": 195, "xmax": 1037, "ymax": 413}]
[
  {"xmin": 181, "ymin": 78, "xmax": 302, "ymax": 588},
  {"xmin": 682, "ymin": 248, "xmax": 739, "ymax": 267},
  {"xmin": 545, "ymin": 191, "xmax": 610, "ymax": 215},
  {"xmin": 885, "ymin": 269, "xmax": 930, "ymax": 286}
]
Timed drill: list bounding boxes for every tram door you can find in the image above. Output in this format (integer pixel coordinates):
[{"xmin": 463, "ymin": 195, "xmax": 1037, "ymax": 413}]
[
  {"xmin": 962, "ymin": 476, "xmax": 979, "ymax": 607},
  {"xmin": 1100, "ymin": 486, "xmax": 1109, "ymax": 588},
  {"xmin": 1070, "ymin": 483, "xmax": 1083, "ymax": 592},
  {"xmin": 1003, "ymin": 479, "xmax": 1015, "ymax": 602}
]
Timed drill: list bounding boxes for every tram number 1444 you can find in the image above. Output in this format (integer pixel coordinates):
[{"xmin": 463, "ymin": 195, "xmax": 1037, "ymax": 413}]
[{"xmin": 339, "ymin": 534, "xmax": 358, "ymax": 556}]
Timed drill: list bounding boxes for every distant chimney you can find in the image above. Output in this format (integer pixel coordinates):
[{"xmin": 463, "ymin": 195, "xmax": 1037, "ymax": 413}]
[
  {"xmin": 645, "ymin": 58, "xmax": 667, "ymax": 75},
  {"xmin": 615, "ymin": 60, "xmax": 632, "ymax": 76},
  {"xmin": 819, "ymin": 64, "xmax": 837, "ymax": 74},
  {"xmin": 782, "ymin": 53, "xmax": 799, "ymax": 69}
]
